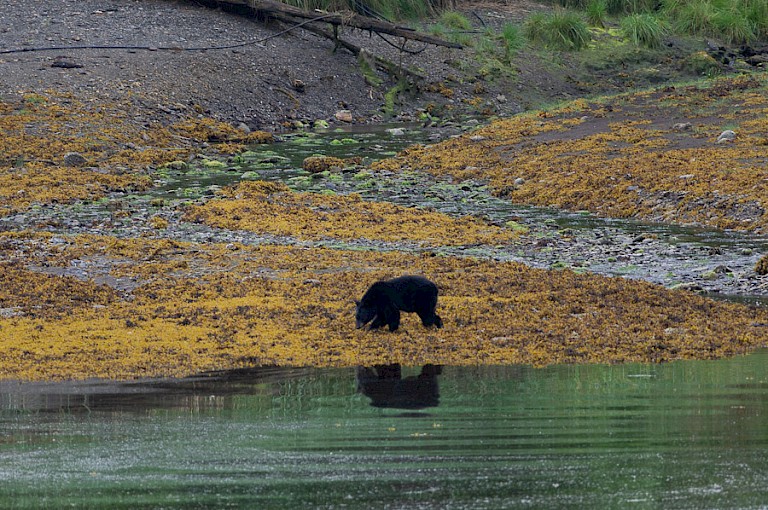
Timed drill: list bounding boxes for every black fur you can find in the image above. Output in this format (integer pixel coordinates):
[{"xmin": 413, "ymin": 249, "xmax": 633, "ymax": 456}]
[{"xmin": 356, "ymin": 275, "xmax": 443, "ymax": 332}]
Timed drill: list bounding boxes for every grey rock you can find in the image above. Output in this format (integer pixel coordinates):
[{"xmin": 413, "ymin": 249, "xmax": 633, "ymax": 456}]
[
  {"xmin": 63, "ymin": 152, "xmax": 87, "ymax": 167},
  {"xmin": 335, "ymin": 110, "xmax": 353, "ymax": 123}
]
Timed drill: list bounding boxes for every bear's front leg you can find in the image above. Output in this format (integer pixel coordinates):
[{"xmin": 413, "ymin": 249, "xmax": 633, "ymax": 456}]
[
  {"xmin": 418, "ymin": 311, "xmax": 443, "ymax": 328},
  {"xmin": 369, "ymin": 314, "xmax": 387, "ymax": 330},
  {"xmin": 386, "ymin": 309, "xmax": 401, "ymax": 332}
]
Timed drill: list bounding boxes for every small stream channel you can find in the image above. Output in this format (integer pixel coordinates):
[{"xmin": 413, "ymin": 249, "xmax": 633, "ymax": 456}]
[{"xmin": 4, "ymin": 124, "xmax": 766, "ymax": 300}]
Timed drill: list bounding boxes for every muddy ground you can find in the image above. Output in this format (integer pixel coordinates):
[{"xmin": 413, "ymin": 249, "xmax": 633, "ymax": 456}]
[{"xmin": 1, "ymin": 0, "xmax": 734, "ymax": 130}]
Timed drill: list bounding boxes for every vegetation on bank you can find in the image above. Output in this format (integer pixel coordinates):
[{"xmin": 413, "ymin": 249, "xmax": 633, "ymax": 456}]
[
  {"xmin": 558, "ymin": 0, "xmax": 768, "ymax": 43},
  {"xmin": 183, "ymin": 180, "xmax": 519, "ymax": 246},
  {"xmin": 281, "ymin": 0, "xmax": 768, "ymax": 60},
  {"xmin": 278, "ymin": 0, "xmax": 768, "ymax": 46},
  {"xmin": 0, "ymin": 93, "xmax": 270, "ymax": 217},
  {"xmin": 374, "ymin": 74, "xmax": 768, "ymax": 232},
  {"xmin": 2, "ymin": 1, "xmax": 768, "ymax": 380},
  {"xmin": 2, "ymin": 232, "xmax": 766, "ymax": 380},
  {"xmin": 398, "ymin": 0, "xmax": 766, "ymax": 118},
  {"xmin": 369, "ymin": 0, "xmax": 766, "ymax": 44}
]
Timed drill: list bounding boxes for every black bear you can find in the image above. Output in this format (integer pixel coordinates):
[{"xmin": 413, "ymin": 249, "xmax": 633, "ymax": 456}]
[{"xmin": 355, "ymin": 275, "xmax": 443, "ymax": 332}]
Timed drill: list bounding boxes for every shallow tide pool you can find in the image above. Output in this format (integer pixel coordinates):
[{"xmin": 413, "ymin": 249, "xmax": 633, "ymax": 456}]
[{"xmin": 2, "ymin": 350, "xmax": 767, "ymax": 509}]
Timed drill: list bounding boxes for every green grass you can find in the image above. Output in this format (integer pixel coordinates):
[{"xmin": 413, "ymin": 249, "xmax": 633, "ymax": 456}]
[
  {"xmin": 547, "ymin": 0, "xmax": 768, "ymax": 44},
  {"xmin": 585, "ymin": 0, "xmax": 608, "ymax": 27},
  {"xmin": 553, "ymin": 0, "xmax": 658, "ymax": 14},
  {"xmin": 743, "ymin": 0, "xmax": 768, "ymax": 38},
  {"xmin": 668, "ymin": 1, "xmax": 717, "ymax": 35},
  {"xmin": 280, "ymin": 0, "xmax": 768, "ymax": 45},
  {"xmin": 439, "ymin": 10, "xmax": 472, "ymax": 30},
  {"xmin": 429, "ymin": 11, "xmax": 474, "ymax": 46},
  {"xmin": 621, "ymin": 13, "xmax": 666, "ymax": 48},
  {"xmin": 662, "ymin": 0, "xmax": 767, "ymax": 43},
  {"xmin": 712, "ymin": 8, "xmax": 756, "ymax": 44},
  {"xmin": 501, "ymin": 23, "xmax": 526, "ymax": 61},
  {"xmin": 525, "ymin": 10, "xmax": 591, "ymax": 51}
]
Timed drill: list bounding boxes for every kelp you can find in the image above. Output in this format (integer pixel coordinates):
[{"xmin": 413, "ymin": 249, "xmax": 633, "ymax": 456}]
[
  {"xmin": 0, "ymin": 233, "xmax": 765, "ymax": 380},
  {"xmin": 184, "ymin": 181, "xmax": 520, "ymax": 246},
  {"xmin": 2, "ymin": 79, "xmax": 768, "ymax": 381},
  {"xmin": 0, "ymin": 92, "xmax": 270, "ymax": 216},
  {"xmin": 375, "ymin": 75, "xmax": 768, "ymax": 232}
]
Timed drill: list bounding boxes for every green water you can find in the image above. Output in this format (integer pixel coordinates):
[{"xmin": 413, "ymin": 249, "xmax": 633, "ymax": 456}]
[{"xmin": 2, "ymin": 351, "xmax": 767, "ymax": 509}]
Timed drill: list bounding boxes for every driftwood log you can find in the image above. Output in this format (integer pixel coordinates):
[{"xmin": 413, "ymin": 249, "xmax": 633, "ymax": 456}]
[
  {"xmin": 267, "ymin": 9, "xmax": 427, "ymax": 80},
  {"xmin": 211, "ymin": 0, "xmax": 461, "ymax": 81},
  {"xmin": 220, "ymin": 0, "xmax": 462, "ymax": 50}
]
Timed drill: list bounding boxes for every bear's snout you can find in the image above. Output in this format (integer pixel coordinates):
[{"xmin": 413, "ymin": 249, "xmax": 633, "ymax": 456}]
[{"xmin": 356, "ymin": 315, "xmax": 377, "ymax": 329}]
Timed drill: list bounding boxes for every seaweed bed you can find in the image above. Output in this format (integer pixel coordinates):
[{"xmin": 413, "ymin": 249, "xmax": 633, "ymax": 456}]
[
  {"xmin": 375, "ymin": 75, "xmax": 768, "ymax": 232},
  {"xmin": 1, "ymin": 77, "xmax": 768, "ymax": 381}
]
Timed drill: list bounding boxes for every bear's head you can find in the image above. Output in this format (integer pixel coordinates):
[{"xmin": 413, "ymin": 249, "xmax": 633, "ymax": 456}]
[{"xmin": 355, "ymin": 300, "xmax": 377, "ymax": 329}]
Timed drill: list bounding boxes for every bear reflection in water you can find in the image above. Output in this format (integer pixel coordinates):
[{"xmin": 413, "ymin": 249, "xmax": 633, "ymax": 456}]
[{"xmin": 356, "ymin": 364, "xmax": 442, "ymax": 410}]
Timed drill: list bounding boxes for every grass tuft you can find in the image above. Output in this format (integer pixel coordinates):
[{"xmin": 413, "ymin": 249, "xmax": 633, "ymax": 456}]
[
  {"xmin": 525, "ymin": 10, "xmax": 591, "ymax": 51},
  {"xmin": 585, "ymin": 0, "xmax": 608, "ymax": 27},
  {"xmin": 669, "ymin": 0, "xmax": 716, "ymax": 35},
  {"xmin": 439, "ymin": 10, "xmax": 472, "ymax": 30},
  {"xmin": 501, "ymin": 23, "xmax": 526, "ymax": 60},
  {"xmin": 621, "ymin": 13, "xmax": 666, "ymax": 48},
  {"xmin": 712, "ymin": 8, "xmax": 756, "ymax": 44}
]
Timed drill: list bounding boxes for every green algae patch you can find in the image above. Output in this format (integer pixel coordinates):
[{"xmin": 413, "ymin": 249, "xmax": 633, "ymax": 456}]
[
  {"xmin": 0, "ymin": 92, "xmax": 271, "ymax": 216},
  {"xmin": 0, "ymin": 233, "xmax": 766, "ymax": 381},
  {"xmin": 183, "ymin": 181, "xmax": 520, "ymax": 247},
  {"xmin": 374, "ymin": 75, "xmax": 768, "ymax": 233}
]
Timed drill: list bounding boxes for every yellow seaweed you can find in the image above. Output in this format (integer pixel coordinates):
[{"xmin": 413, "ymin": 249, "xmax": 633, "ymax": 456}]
[
  {"xmin": 375, "ymin": 75, "xmax": 768, "ymax": 232},
  {"xmin": 0, "ymin": 233, "xmax": 765, "ymax": 381},
  {"xmin": 0, "ymin": 92, "xmax": 271, "ymax": 216},
  {"xmin": 184, "ymin": 181, "xmax": 519, "ymax": 246}
]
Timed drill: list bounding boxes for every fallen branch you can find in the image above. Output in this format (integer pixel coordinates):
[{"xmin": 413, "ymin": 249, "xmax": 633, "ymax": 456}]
[
  {"xmin": 267, "ymin": 10, "xmax": 426, "ymax": 81},
  {"xmin": 219, "ymin": 0, "xmax": 463, "ymax": 49}
]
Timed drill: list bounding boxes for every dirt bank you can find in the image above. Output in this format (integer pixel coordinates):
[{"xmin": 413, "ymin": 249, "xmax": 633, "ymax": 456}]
[
  {"xmin": 1, "ymin": 0, "xmax": 733, "ymax": 130},
  {"xmin": 0, "ymin": 0, "xmax": 487, "ymax": 128}
]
